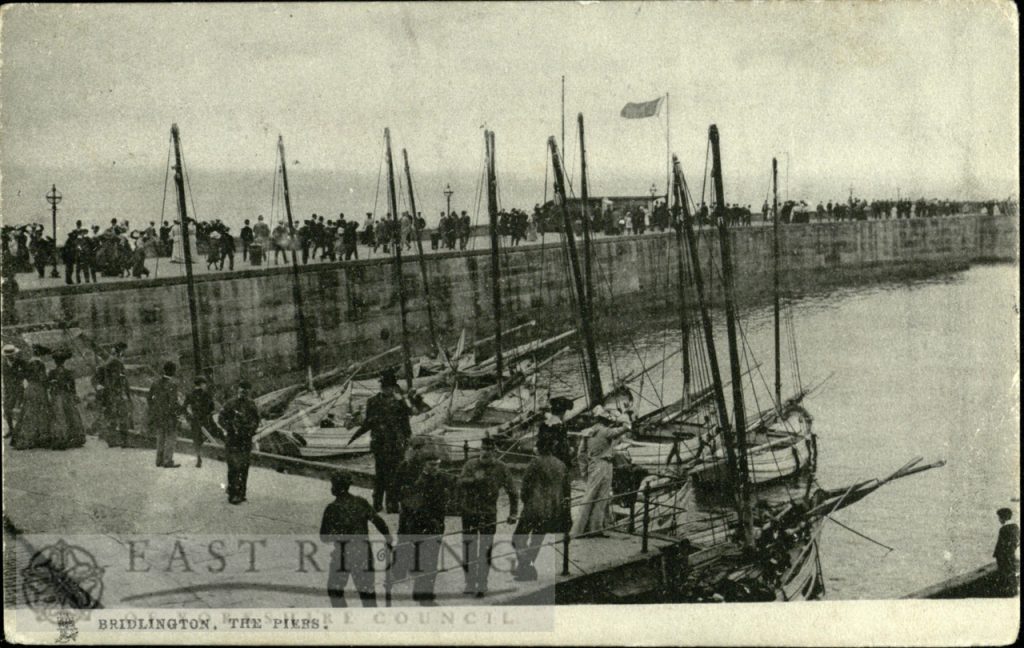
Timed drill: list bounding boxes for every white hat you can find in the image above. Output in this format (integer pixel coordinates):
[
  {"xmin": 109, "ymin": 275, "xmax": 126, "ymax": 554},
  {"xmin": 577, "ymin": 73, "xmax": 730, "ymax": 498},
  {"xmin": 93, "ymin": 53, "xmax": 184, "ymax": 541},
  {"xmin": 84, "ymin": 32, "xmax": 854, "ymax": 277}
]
[{"xmin": 2, "ymin": 344, "xmax": 19, "ymax": 357}]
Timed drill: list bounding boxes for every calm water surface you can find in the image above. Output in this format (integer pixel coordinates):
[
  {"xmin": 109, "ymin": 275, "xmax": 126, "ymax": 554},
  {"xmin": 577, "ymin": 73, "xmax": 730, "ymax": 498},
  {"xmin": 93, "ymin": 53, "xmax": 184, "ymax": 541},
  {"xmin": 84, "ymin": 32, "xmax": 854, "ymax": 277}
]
[{"xmin": 545, "ymin": 264, "xmax": 1018, "ymax": 599}]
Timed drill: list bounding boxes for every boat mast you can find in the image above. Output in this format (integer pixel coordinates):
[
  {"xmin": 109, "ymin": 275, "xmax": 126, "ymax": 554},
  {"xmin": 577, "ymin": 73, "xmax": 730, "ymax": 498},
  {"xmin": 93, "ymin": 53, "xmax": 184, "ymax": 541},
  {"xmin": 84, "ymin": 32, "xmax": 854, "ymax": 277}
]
[
  {"xmin": 549, "ymin": 136, "xmax": 603, "ymax": 407},
  {"xmin": 485, "ymin": 130, "xmax": 504, "ymax": 390},
  {"xmin": 669, "ymin": 160, "xmax": 692, "ymax": 407},
  {"xmin": 169, "ymin": 124, "xmax": 202, "ymax": 377},
  {"xmin": 277, "ymin": 135, "xmax": 315, "ymax": 387},
  {"xmin": 772, "ymin": 157, "xmax": 781, "ymax": 406},
  {"xmin": 709, "ymin": 125, "xmax": 752, "ymax": 546},
  {"xmin": 672, "ymin": 154, "xmax": 737, "ymax": 487},
  {"xmin": 577, "ymin": 113, "xmax": 595, "ymax": 310},
  {"xmin": 401, "ymin": 148, "xmax": 439, "ymax": 355},
  {"xmin": 384, "ymin": 128, "xmax": 414, "ymax": 390}
]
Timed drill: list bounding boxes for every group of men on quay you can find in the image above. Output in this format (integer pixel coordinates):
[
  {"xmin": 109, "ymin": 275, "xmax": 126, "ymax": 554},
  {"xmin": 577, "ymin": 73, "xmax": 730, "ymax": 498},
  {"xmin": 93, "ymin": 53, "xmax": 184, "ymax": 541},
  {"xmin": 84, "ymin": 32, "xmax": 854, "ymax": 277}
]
[{"xmin": 2, "ymin": 331, "xmax": 641, "ymax": 605}]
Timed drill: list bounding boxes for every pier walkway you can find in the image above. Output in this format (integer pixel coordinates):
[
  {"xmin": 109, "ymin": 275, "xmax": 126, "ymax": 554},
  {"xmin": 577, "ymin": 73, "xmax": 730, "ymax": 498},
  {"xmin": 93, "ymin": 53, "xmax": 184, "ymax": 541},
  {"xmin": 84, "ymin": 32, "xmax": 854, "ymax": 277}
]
[{"xmin": 3, "ymin": 438, "xmax": 667, "ymax": 609}]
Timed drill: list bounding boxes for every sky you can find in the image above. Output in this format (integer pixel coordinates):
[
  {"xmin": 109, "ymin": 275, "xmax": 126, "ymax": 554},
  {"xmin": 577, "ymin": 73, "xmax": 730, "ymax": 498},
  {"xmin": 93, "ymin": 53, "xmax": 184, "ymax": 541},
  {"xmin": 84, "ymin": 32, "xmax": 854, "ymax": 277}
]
[{"xmin": 1, "ymin": 1, "xmax": 1019, "ymax": 231}]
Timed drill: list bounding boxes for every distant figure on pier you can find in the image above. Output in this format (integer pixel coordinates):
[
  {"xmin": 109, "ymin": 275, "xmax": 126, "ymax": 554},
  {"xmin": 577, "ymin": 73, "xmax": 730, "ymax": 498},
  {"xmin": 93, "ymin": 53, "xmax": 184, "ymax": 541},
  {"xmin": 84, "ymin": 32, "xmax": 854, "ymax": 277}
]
[
  {"xmin": 320, "ymin": 472, "xmax": 392, "ymax": 608},
  {"xmin": 512, "ymin": 440, "xmax": 571, "ymax": 582},
  {"xmin": 147, "ymin": 362, "xmax": 181, "ymax": 468},
  {"xmin": 347, "ymin": 369, "xmax": 412, "ymax": 513},
  {"xmin": 458, "ymin": 211, "xmax": 471, "ymax": 250},
  {"xmin": 48, "ymin": 347, "xmax": 86, "ymax": 450},
  {"xmin": 240, "ymin": 220, "xmax": 254, "ymax": 262},
  {"xmin": 219, "ymin": 227, "xmax": 236, "ymax": 271},
  {"xmin": 458, "ymin": 436, "xmax": 518, "ymax": 598},
  {"xmin": 994, "ymin": 507, "xmax": 1019, "ymax": 596},
  {"xmin": 185, "ymin": 376, "xmax": 217, "ymax": 468},
  {"xmin": 252, "ymin": 215, "xmax": 270, "ymax": 252},
  {"xmin": 271, "ymin": 223, "xmax": 289, "ymax": 265},
  {"xmin": 11, "ymin": 345, "xmax": 52, "ymax": 450},
  {"xmin": 218, "ymin": 380, "xmax": 261, "ymax": 505},
  {"xmin": 93, "ymin": 342, "xmax": 133, "ymax": 448}
]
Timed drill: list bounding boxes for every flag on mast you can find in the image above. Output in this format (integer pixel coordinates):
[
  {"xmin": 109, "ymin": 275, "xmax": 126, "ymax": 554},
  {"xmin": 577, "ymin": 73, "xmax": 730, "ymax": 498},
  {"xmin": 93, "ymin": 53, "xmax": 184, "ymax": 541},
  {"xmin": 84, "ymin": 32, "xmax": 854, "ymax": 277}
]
[{"xmin": 620, "ymin": 96, "xmax": 664, "ymax": 119}]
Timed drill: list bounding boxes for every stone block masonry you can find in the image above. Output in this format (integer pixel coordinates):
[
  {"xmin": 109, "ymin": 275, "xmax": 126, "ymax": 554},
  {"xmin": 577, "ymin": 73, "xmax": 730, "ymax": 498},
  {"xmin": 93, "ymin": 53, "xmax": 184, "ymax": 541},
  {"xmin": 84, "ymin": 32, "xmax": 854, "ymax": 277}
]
[{"xmin": 7, "ymin": 214, "xmax": 1017, "ymax": 396}]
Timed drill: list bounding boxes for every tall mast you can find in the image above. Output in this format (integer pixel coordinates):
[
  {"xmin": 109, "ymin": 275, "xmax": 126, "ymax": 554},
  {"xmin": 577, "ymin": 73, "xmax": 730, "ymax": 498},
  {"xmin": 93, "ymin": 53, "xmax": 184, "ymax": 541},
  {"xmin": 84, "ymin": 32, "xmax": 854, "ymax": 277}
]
[
  {"xmin": 673, "ymin": 154, "xmax": 735, "ymax": 485},
  {"xmin": 277, "ymin": 136, "xmax": 315, "ymax": 385},
  {"xmin": 170, "ymin": 124, "xmax": 202, "ymax": 377},
  {"xmin": 485, "ymin": 130, "xmax": 504, "ymax": 389},
  {"xmin": 670, "ymin": 159, "xmax": 692, "ymax": 407},
  {"xmin": 709, "ymin": 125, "xmax": 752, "ymax": 546},
  {"xmin": 577, "ymin": 113, "xmax": 595, "ymax": 308},
  {"xmin": 402, "ymin": 148, "xmax": 439, "ymax": 354},
  {"xmin": 549, "ymin": 136, "xmax": 603, "ymax": 407},
  {"xmin": 384, "ymin": 128, "xmax": 414, "ymax": 390},
  {"xmin": 561, "ymin": 75, "xmax": 566, "ymax": 158},
  {"xmin": 772, "ymin": 157, "xmax": 781, "ymax": 406},
  {"xmin": 274, "ymin": 133, "xmax": 313, "ymax": 380}
]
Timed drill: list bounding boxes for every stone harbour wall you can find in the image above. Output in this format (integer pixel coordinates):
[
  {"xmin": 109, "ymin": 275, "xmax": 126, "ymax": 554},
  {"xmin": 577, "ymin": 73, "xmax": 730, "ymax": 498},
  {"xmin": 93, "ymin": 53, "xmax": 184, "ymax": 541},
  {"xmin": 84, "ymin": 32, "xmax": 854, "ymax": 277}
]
[{"xmin": 7, "ymin": 213, "xmax": 1017, "ymax": 395}]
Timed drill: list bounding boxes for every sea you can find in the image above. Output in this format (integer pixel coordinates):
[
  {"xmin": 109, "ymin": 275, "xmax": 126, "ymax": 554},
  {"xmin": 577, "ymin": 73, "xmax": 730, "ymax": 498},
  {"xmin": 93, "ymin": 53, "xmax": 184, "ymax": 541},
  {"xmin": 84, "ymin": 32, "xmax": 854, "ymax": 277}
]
[{"xmin": 537, "ymin": 263, "xmax": 1019, "ymax": 599}]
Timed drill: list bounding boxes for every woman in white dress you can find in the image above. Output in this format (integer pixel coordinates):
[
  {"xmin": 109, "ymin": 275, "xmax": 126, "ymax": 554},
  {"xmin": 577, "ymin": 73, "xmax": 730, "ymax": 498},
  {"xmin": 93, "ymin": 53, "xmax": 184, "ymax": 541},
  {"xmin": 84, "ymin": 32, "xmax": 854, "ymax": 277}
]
[{"xmin": 170, "ymin": 220, "xmax": 199, "ymax": 264}]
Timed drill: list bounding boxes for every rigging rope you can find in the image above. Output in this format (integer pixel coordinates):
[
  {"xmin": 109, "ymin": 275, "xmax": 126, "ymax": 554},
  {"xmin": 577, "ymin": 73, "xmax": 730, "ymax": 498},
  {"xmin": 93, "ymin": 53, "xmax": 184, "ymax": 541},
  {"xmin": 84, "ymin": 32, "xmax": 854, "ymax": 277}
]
[{"xmin": 154, "ymin": 132, "xmax": 172, "ymax": 279}]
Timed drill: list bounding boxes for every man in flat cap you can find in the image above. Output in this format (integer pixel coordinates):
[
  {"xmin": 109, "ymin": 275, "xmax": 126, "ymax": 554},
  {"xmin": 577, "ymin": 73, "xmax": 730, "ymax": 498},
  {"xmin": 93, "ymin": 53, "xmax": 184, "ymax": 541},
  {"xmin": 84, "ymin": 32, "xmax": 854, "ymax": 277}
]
[
  {"xmin": 320, "ymin": 472, "xmax": 393, "ymax": 608},
  {"xmin": 147, "ymin": 362, "xmax": 181, "ymax": 468},
  {"xmin": 93, "ymin": 342, "xmax": 133, "ymax": 448},
  {"xmin": 218, "ymin": 380, "xmax": 262, "ymax": 504},
  {"xmin": 348, "ymin": 369, "xmax": 412, "ymax": 513}
]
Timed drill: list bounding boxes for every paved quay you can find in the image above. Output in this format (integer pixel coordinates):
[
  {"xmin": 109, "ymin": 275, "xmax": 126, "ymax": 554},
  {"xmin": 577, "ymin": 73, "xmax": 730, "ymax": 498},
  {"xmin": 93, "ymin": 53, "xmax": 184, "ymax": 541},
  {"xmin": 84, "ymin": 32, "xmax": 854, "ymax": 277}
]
[{"xmin": 3, "ymin": 438, "xmax": 665, "ymax": 609}]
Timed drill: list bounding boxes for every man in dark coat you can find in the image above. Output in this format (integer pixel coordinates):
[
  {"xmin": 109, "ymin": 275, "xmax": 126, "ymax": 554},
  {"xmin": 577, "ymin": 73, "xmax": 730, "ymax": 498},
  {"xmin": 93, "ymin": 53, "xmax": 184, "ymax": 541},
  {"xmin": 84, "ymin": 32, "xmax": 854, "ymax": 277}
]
[
  {"xmin": 184, "ymin": 376, "xmax": 217, "ymax": 468},
  {"xmin": 347, "ymin": 369, "xmax": 412, "ymax": 513},
  {"xmin": 93, "ymin": 342, "xmax": 133, "ymax": 447},
  {"xmin": 994, "ymin": 507, "xmax": 1020, "ymax": 596},
  {"xmin": 219, "ymin": 227, "xmax": 236, "ymax": 271},
  {"xmin": 320, "ymin": 472, "xmax": 393, "ymax": 607},
  {"xmin": 458, "ymin": 436, "xmax": 518, "ymax": 597},
  {"xmin": 536, "ymin": 396, "xmax": 573, "ymax": 470},
  {"xmin": 240, "ymin": 219, "xmax": 254, "ymax": 262},
  {"xmin": 396, "ymin": 450, "xmax": 454, "ymax": 604},
  {"xmin": 61, "ymin": 231, "xmax": 78, "ymax": 285},
  {"xmin": 512, "ymin": 442, "xmax": 572, "ymax": 581},
  {"xmin": 218, "ymin": 380, "xmax": 261, "ymax": 504},
  {"xmin": 147, "ymin": 362, "xmax": 181, "ymax": 467}
]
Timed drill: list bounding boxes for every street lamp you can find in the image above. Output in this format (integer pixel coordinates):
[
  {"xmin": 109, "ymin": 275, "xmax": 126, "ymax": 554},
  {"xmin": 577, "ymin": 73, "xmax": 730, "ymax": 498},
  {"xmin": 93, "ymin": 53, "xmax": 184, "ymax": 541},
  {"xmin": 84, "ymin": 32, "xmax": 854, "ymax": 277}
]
[
  {"xmin": 45, "ymin": 184, "xmax": 62, "ymax": 278},
  {"xmin": 443, "ymin": 183, "xmax": 454, "ymax": 216}
]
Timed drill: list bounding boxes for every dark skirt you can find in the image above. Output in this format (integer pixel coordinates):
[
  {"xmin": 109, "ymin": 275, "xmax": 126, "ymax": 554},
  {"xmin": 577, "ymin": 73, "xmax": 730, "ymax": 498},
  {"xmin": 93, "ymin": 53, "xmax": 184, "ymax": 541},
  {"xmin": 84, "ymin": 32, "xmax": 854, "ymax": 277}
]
[
  {"xmin": 12, "ymin": 383, "xmax": 52, "ymax": 449},
  {"xmin": 51, "ymin": 392, "xmax": 87, "ymax": 449}
]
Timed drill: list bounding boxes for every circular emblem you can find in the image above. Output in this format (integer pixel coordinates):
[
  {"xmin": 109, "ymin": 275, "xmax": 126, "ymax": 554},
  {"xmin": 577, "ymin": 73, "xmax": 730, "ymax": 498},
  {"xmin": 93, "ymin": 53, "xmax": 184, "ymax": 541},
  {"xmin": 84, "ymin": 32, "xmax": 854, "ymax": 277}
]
[{"xmin": 21, "ymin": 539, "xmax": 104, "ymax": 622}]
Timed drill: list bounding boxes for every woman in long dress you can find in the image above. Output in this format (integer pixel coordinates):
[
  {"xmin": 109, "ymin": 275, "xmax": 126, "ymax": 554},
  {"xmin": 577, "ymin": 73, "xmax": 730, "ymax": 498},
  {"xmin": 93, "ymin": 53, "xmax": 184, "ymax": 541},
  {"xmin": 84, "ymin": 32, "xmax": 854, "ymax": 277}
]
[
  {"xmin": 11, "ymin": 348, "xmax": 53, "ymax": 450},
  {"xmin": 170, "ymin": 220, "xmax": 199, "ymax": 264},
  {"xmin": 49, "ymin": 348, "xmax": 87, "ymax": 450}
]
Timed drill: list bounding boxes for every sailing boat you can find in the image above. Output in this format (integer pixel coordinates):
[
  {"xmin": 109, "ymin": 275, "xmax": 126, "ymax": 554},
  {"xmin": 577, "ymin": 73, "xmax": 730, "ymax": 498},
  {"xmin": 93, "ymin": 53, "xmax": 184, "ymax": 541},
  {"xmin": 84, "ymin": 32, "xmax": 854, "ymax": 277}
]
[
  {"xmin": 255, "ymin": 129, "xmax": 571, "ymax": 459},
  {"xmin": 612, "ymin": 126, "xmax": 945, "ymax": 602},
  {"xmin": 429, "ymin": 129, "xmax": 578, "ymax": 459}
]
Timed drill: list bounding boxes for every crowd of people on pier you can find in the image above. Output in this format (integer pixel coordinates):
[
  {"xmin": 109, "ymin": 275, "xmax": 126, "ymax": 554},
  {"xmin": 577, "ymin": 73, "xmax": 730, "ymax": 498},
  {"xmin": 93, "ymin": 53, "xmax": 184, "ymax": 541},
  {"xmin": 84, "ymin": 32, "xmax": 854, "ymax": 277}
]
[{"xmin": 1, "ymin": 196, "xmax": 1016, "ymax": 293}]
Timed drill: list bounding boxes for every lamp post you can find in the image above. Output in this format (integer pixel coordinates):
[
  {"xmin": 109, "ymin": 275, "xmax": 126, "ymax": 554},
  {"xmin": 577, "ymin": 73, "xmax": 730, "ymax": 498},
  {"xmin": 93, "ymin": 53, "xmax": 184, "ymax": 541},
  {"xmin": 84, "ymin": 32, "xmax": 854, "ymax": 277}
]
[
  {"xmin": 45, "ymin": 184, "xmax": 62, "ymax": 278},
  {"xmin": 444, "ymin": 183, "xmax": 453, "ymax": 217}
]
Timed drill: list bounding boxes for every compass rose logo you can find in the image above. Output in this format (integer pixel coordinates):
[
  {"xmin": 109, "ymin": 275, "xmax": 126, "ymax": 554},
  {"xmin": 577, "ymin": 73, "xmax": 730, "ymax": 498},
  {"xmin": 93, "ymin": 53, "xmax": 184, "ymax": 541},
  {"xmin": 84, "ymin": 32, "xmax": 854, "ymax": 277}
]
[{"xmin": 20, "ymin": 539, "xmax": 104, "ymax": 623}]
